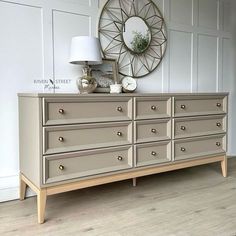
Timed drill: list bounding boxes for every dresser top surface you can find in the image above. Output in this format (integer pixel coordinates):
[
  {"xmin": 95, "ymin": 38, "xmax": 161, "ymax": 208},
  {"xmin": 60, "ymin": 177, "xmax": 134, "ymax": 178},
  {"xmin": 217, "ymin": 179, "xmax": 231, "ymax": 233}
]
[{"xmin": 18, "ymin": 92, "xmax": 229, "ymax": 98}]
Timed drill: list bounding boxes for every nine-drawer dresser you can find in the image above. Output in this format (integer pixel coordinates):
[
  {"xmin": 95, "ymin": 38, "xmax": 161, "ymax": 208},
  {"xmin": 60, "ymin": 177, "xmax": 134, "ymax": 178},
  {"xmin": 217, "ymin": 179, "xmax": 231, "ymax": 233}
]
[{"xmin": 18, "ymin": 93, "xmax": 228, "ymax": 223}]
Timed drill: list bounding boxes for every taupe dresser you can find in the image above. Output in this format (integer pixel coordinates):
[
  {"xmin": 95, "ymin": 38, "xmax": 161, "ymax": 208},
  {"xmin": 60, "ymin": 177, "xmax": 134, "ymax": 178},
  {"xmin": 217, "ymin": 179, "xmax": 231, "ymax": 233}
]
[{"xmin": 18, "ymin": 93, "xmax": 228, "ymax": 223}]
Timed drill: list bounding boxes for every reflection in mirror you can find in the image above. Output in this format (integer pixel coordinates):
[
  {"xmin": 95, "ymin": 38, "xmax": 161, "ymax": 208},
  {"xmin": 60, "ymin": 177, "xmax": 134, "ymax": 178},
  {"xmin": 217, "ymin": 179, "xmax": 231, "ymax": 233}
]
[{"xmin": 123, "ymin": 17, "xmax": 151, "ymax": 54}]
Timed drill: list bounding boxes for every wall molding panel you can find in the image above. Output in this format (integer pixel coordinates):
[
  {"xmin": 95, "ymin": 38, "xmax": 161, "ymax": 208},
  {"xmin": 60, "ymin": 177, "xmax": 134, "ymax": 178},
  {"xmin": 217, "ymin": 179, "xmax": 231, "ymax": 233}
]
[
  {"xmin": 169, "ymin": 30, "xmax": 193, "ymax": 92},
  {"xmin": 197, "ymin": 34, "xmax": 218, "ymax": 91},
  {"xmin": 52, "ymin": 10, "xmax": 92, "ymax": 92},
  {"xmin": 167, "ymin": 0, "xmax": 231, "ymax": 95},
  {"xmin": 169, "ymin": 0, "xmax": 193, "ymax": 26}
]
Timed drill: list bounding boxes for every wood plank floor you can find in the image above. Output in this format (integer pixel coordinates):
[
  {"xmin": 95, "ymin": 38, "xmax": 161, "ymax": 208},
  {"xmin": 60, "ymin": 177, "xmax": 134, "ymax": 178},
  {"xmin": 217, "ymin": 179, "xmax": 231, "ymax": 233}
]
[{"xmin": 1, "ymin": 159, "xmax": 236, "ymax": 236}]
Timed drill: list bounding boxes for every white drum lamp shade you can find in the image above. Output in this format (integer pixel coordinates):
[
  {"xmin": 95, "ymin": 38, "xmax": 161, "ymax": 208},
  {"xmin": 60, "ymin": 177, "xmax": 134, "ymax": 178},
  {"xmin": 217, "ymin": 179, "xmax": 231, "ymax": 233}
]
[{"xmin": 69, "ymin": 36, "xmax": 102, "ymax": 65}]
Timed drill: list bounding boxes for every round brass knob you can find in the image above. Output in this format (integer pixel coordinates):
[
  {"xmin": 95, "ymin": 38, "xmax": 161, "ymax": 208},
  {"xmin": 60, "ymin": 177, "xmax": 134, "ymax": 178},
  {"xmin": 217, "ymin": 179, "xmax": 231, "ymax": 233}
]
[
  {"xmin": 216, "ymin": 103, "xmax": 221, "ymax": 107},
  {"xmin": 117, "ymin": 106, "xmax": 122, "ymax": 112},
  {"xmin": 58, "ymin": 137, "xmax": 64, "ymax": 142},
  {"xmin": 58, "ymin": 109, "xmax": 64, "ymax": 114},
  {"xmin": 59, "ymin": 165, "xmax": 64, "ymax": 170},
  {"xmin": 181, "ymin": 126, "xmax": 186, "ymax": 131},
  {"xmin": 216, "ymin": 142, "xmax": 221, "ymax": 147},
  {"xmin": 216, "ymin": 122, "xmax": 221, "ymax": 127},
  {"xmin": 151, "ymin": 128, "xmax": 157, "ymax": 133},
  {"xmin": 151, "ymin": 105, "xmax": 157, "ymax": 110},
  {"xmin": 180, "ymin": 104, "xmax": 186, "ymax": 109},
  {"xmin": 151, "ymin": 151, "xmax": 157, "ymax": 156},
  {"xmin": 181, "ymin": 147, "xmax": 186, "ymax": 152},
  {"xmin": 117, "ymin": 156, "xmax": 123, "ymax": 161},
  {"xmin": 117, "ymin": 132, "xmax": 122, "ymax": 136}
]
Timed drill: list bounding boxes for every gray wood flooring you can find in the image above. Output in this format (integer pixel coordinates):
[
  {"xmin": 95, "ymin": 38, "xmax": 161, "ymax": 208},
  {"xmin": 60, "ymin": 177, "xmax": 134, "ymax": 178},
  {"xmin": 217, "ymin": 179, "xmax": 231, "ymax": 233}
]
[{"xmin": 1, "ymin": 158, "xmax": 236, "ymax": 236}]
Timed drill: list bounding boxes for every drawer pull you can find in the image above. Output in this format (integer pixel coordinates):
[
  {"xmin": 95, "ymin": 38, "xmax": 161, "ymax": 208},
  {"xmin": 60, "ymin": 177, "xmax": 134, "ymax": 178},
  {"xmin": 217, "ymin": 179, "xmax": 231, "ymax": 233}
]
[
  {"xmin": 216, "ymin": 142, "xmax": 221, "ymax": 147},
  {"xmin": 58, "ymin": 109, "xmax": 64, "ymax": 114},
  {"xmin": 216, "ymin": 103, "xmax": 222, "ymax": 107},
  {"xmin": 180, "ymin": 147, "xmax": 186, "ymax": 152},
  {"xmin": 151, "ymin": 128, "xmax": 157, "ymax": 133},
  {"xmin": 151, "ymin": 105, "xmax": 157, "ymax": 110},
  {"xmin": 117, "ymin": 156, "xmax": 123, "ymax": 161},
  {"xmin": 58, "ymin": 137, "xmax": 64, "ymax": 142},
  {"xmin": 59, "ymin": 165, "xmax": 64, "ymax": 170},
  {"xmin": 117, "ymin": 131, "xmax": 122, "ymax": 136},
  {"xmin": 180, "ymin": 126, "xmax": 186, "ymax": 131},
  {"xmin": 117, "ymin": 106, "xmax": 123, "ymax": 112},
  {"xmin": 180, "ymin": 104, "xmax": 186, "ymax": 109},
  {"xmin": 151, "ymin": 151, "xmax": 157, "ymax": 156},
  {"xmin": 216, "ymin": 122, "xmax": 221, "ymax": 127}
]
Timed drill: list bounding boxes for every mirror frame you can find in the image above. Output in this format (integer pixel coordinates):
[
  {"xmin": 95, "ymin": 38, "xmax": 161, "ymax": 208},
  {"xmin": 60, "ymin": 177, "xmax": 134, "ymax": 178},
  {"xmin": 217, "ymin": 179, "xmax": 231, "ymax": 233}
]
[{"xmin": 98, "ymin": 0, "xmax": 167, "ymax": 78}]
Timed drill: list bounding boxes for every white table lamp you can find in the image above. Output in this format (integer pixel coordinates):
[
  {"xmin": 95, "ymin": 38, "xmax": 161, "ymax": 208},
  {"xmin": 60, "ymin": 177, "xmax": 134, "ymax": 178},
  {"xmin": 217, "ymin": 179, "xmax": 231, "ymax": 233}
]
[{"xmin": 69, "ymin": 36, "xmax": 102, "ymax": 93}]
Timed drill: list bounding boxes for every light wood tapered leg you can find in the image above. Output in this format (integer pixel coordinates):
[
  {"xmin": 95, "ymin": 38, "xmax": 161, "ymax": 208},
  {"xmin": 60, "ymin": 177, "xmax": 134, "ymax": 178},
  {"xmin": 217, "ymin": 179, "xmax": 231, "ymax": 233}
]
[
  {"xmin": 221, "ymin": 156, "xmax": 227, "ymax": 177},
  {"xmin": 132, "ymin": 178, "xmax": 137, "ymax": 187},
  {"xmin": 37, "ymin": 189, "xmax": 47, "ymax": 224},
  {"xmin": 19, "ymin": 174, "xmax": 27, "ymax": 200}
]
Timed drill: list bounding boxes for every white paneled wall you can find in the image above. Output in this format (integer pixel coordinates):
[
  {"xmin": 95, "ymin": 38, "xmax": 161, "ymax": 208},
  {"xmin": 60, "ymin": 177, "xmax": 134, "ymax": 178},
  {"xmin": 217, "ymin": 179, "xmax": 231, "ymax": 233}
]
[
  {"xmin": 169, "ymin": 30, "xmax": 192, "ymax": 92},
  {"xmin": 197, "ymin": 34, "xmax": 218, "ymax": 91},
  {"xmin": 170, "ymin": 0, "xmax": 193, "ymax": 25},
  {"xmin": 198, "ymin": 0, "xmax": 218, "ymax": 30},
  {"xmin": 0, "ymin": 0, "xmax": 235, "ymax": 202},
  {"xmin": 0, "ymin": 0, "xmax": 99, "ymax": 202},
  {"xmin": 138, "ymin": 0, "xmax": 232, "ymax": 93},
  {"xmin": 53, "ymin": 10, "xmax": 91, "ymax": 92}
]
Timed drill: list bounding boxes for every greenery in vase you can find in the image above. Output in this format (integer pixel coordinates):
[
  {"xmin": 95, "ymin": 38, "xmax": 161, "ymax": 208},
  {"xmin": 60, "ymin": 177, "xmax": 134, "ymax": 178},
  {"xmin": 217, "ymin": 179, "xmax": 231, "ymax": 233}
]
[{"xmin": 130, "ymin": 31, "xmax": 150, "ymax": 53}]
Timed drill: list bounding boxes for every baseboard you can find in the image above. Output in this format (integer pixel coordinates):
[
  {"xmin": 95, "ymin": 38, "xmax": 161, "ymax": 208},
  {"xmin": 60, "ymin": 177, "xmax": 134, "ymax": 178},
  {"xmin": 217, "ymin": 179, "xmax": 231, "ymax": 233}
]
[
  {"xmin": 227, "ymin": 155, "xmax": 236, "ymax": 158},
  {"xmin": 0, "ymin": 175, "xmax": 35, "ymax": 203}
]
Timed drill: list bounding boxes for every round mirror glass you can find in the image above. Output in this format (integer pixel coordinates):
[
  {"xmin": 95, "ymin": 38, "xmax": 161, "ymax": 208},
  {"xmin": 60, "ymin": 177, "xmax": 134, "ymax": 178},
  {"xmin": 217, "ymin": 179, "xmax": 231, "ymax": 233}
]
[{"xmin": 123, "ymin": 16, "xmax": 151, "ymax": 54}]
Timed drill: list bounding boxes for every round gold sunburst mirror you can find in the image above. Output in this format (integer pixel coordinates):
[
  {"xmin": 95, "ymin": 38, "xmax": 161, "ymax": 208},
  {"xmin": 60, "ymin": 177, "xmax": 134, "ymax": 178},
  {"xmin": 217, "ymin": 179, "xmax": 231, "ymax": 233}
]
[{"xmin": 98, "ymin": 0, "xmax": 167, "ymax": 78}]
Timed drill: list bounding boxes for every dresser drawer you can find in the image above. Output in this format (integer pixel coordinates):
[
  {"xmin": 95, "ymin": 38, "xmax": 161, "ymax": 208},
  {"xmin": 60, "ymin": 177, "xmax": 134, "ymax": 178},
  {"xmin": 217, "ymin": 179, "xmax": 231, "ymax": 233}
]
[
  {"xmin": 174, "ymin": 115, "xmax": 226, "ymax": 139},
  {"xmin": 43, "ymin": 97, "xmax": 132, "ymax": 125},
  {"xmin": 135, "ymin": 141, "xmax": 171, "ymax": 167},
  {"xmin": 43, "ymin": 122, "xmax": 132, "ymax": 155},
  {"xmin": 134, "ymin": 119, "xmax": 171, "ymax": 143},
  {"xmin": 173, "ymin": 96, "xmax": 227, "ymax": 117},
  {"xmin": 174, "ymin": 135, "xmax": 226, "ymax": 161},
  {"xmin": 134, "ymin": 97, "xmax": 171, "ymax": 120},
  {"xmin": 43, "ymin": 146, "xmax": 133, "ymax": 184}
]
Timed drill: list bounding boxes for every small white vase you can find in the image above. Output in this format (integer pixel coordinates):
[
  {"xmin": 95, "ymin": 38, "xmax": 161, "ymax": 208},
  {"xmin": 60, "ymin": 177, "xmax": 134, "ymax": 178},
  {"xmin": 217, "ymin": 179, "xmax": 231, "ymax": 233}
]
[{"xmin": 110, "ymin": 84, "xmax": 122, "ymax": 93}]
